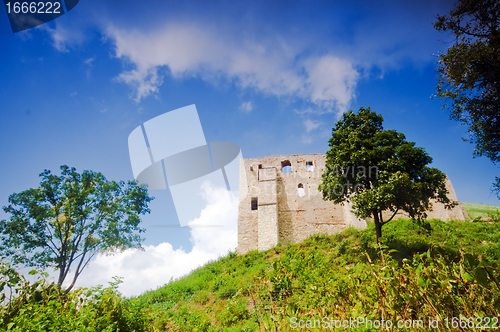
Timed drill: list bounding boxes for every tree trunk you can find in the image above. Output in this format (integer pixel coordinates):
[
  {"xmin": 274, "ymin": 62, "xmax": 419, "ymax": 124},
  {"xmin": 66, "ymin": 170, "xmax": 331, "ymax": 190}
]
[
  {"xmin": 373, "ymin": 211, "xmax": 383, "ymax": 244},
  {"xmin": 57, "ymin": 266, "xmax": 66, "ymax": 286},
  {"xmin": 65, "ymin": 279, "xmax": 76, "ymax": 294}
]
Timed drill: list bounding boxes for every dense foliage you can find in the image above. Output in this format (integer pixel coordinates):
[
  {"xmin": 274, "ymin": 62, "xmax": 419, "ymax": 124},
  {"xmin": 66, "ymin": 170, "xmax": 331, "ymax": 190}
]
[
  {"xmin": 463, "ymin": 202, "xmax": 500, "ymax": 219},
  {"xmin": 0, "ymin": 265, "xmax": 150, "ymax": 331},
  {"xmin": 318, "ymin": 107, "xmax": 455, "ymax": 241},
  {"xmin": 0, "ymin": 165, "xmax": 153, "ymax": 293},
  {"xmin": 434, "ymin": 0, "xmax": 500, "ymax": 198}
]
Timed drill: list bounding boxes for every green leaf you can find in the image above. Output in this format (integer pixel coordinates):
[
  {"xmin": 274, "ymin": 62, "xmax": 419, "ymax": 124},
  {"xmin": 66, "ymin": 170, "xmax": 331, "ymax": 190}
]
[
  {"xmin": 462, "ymin": 272, "xmax": 474, "ymax": 282},
  {"xmin": 474, "ymin": 267, "xmax": 489, "ymax": 287},
  {"xmin": 417, "ymin": 276, "xmax": 427, "ymax": 288},
  {"xmin": 494, "ymin": 298, "xmax": 500, "ymax": 312}
]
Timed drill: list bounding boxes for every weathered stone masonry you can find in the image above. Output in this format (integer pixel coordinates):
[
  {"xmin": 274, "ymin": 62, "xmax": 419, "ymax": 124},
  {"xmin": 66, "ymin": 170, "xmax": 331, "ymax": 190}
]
[{"xmin": 237, "ymin": 154, "xmax": 465, "ymax": 254}]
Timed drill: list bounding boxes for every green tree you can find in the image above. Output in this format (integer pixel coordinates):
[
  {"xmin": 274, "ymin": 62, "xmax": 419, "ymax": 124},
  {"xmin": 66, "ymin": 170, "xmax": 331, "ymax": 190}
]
[
  {"xmin": 318, "ymin": 107, "xmax": 456, "ymax": 242},
  {"xmin": 433, "ymin": 0, "xmax": 500, "ymax": 198},
  {"xmin": 0, "ymin": 165, "xmax": 153, "ymax": 293}
]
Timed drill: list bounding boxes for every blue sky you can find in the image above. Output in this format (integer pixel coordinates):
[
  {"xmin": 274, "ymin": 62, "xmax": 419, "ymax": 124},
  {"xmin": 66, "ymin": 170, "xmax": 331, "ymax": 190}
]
[{"xmin": 1, "ymin": 0, "xmax": 499, "ymax": 295}]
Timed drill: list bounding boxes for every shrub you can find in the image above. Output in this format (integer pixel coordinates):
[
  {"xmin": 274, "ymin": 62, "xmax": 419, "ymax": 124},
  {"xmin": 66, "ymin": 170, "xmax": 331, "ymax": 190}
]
[{"xmin": 0, "ymin": 265, "xmax": 151, "ymax": 331}]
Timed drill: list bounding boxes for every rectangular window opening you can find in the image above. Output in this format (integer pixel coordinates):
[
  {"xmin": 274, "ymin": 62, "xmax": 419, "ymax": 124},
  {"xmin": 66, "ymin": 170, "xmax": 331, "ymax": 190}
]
[{"xmin": 251, "ymin": 197, "xmax": 258, "ymax": 210}]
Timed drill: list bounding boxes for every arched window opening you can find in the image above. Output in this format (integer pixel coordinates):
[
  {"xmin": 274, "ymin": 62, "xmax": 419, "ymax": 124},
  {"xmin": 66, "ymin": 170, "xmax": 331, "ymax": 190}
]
[
  {"xmin": 281, "ymin": 160, "xmax": 292, "ymax": 174},
  {"xmin": 297, "ymin": 183, "xmax": 305, "ymax": 197}
]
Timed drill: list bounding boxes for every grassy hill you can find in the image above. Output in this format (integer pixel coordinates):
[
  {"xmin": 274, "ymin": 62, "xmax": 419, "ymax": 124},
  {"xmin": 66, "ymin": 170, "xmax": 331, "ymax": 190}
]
[
  {"xmin": 462, "ymin": 202, "xmax": 500, "ymax": 220},
  {"xmin": 127, "ymin": 218, "xmax": 500, "ymax": 331},
  {"xmin": 1, "ymin": 217, "xmax": 500, "ymax": 331}
]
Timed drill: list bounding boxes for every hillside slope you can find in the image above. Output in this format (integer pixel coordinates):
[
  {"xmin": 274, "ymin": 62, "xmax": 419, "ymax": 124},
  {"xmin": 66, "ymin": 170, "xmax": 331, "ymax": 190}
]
[{"xmin": 129, "ymin": 218, "xmax": 500, "ymax": 331}]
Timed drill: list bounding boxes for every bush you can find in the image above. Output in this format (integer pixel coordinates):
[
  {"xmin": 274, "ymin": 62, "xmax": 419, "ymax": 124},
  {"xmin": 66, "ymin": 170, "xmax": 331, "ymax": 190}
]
[{"xmin": 0, "ymin": 265, "xmax": 151, "ymax": 331}]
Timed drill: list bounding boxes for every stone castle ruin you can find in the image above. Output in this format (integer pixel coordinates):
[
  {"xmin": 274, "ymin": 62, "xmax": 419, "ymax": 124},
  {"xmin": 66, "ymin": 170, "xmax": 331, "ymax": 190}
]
[{"xmin": 237, "ymin": 154, "xmax": 465, "ymax": 254}]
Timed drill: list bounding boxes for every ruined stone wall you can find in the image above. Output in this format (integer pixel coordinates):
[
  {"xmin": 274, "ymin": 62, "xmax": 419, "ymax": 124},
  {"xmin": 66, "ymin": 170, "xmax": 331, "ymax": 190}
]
[
  {"xmin": 237, "ymin": 154, "xmax": 464, "ymax": 254},
  {"xmin": 237, "ymin": 160, "xmax": 258, "ymax": 254},
  {"xmin": 238, "ymin": 154, "xmax": 365, "ymax": 254}
]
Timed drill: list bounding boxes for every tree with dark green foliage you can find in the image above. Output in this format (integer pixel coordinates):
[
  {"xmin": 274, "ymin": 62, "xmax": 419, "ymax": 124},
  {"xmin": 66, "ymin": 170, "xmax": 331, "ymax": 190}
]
[
  {"xmin": 0, "ymin": 165, "xmax": 153, "ymax": 293},
  {"xmin": 318, "ymin": 107, "xmax": 456, "ymax": 242},
  {"xmin": 433, "ymin": 0, "xmax": 500, "ymax": 198}
]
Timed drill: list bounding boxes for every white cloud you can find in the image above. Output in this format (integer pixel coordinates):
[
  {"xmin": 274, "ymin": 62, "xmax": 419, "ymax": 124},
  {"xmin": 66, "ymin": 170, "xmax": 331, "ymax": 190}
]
[
  {"xmin": 301, "ymin": 119, "xmax": 323, "ymax": 144},
  {"xmin": 41, "ymin": 25, "xmax": 70, "ymax": 52},
  {"xmin": 303, "ymin": 56, "xmax": 358, "ymax": 113},
  {"xmin": 38, "ymin": 22, "xmax": 86, "ymax": 52},
  {"xmin": 239, "ymin": 101, "xmax": 253, "ymax": 113},
  {"xmin": 84, "ymin": 57, "xmax": 95, "ymax": 65},
  {"xmin": 188, "ymin": 182, "xmax": 238, "ymax": 254},
  {"xmin": 105, "ymin": 23, "xmax": 359, "ymax": 112},
  {"xmin": 84, "ymin": 57, "xmax": 95, "ymax": 77},
  {"xmin": 38, "ymin": 2, "xmax": 446, "ymax": 114},
  {"xmin": 303, "ymin": 119, "xmax": 322, "ymax": 133},
  {"xmin": 58, "ymin": 182, "xmax": 238, "ymax": 297}
]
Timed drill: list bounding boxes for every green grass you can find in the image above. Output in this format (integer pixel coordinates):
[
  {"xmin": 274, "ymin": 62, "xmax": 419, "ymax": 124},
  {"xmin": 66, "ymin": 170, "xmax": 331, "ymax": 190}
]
[
  {"xmin": 125, "ymin": 218, "xmax": 500, "ymax": 331},
  {"xmin": 381, "ymin": 218, "xmax": 500, "ymax": 262},
  {"xmin": 463, "ymin": 202, "xmax": 500, "ymax": 219}
]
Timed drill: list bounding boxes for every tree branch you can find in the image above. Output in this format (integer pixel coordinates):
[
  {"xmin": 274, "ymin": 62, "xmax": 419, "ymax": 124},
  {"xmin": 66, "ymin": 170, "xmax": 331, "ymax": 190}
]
[
  {"xmin": 44, "ymin": 224, "xmax": 60, "ymax": 256},
  {"xmin": 61, "ymin": 216, "xmax": 89, "ymax": 285},
  {"xmin": 64, "ymin": 240, "xmax": 98, "ymax": 294},
  {"xmin": 381, "ymin": 209, "xmax": 399, "ymax": 225}
]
